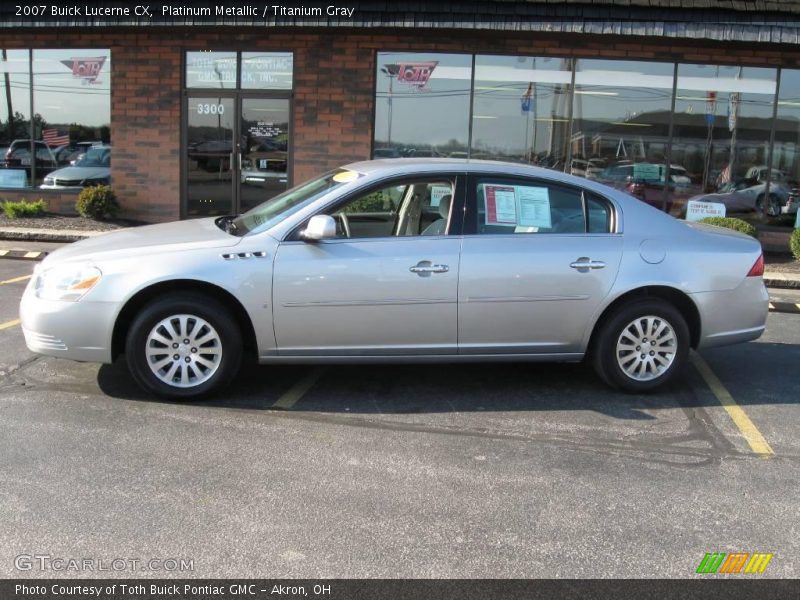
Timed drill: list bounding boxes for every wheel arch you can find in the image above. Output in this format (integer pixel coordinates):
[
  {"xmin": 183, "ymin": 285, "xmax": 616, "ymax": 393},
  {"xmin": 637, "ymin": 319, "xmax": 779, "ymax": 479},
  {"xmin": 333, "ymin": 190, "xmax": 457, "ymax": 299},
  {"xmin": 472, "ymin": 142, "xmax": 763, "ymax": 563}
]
[
  {"xmin": 587, "ymin": 285, "xmax": 702, "ymax": 354},
  {"xmin": 111, "ymin": 279, "xmax": 258, "ymax": 361}
]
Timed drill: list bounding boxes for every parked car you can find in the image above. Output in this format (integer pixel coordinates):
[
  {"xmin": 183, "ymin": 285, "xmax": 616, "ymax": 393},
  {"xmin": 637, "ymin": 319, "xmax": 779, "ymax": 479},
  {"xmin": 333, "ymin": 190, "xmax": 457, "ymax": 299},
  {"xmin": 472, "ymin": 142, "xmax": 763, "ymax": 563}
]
[
  {"xmin": 1, "ymin": 139, "xmax": 58, "ymax": 185},
  {"xmin": 598, "ymin": 162, "xmax": 691, "ymax": 212},
  {"xmin": 686, "ymin": 177, "xmax": 789, "ymax": 217},
  {"xmin": 241, "ymin": 139, "xmax": 287, "ymax": 186},
  {"xmin": 20, "ymin": 159, "xmax": 767, "ymax": 399},
  {"xmin": 40, "ymin": 145, "xmax": 111, "ymax": 190},
  {"xmin": 52, "ymin": 141, "xmax": 105, "ymax": 167}
]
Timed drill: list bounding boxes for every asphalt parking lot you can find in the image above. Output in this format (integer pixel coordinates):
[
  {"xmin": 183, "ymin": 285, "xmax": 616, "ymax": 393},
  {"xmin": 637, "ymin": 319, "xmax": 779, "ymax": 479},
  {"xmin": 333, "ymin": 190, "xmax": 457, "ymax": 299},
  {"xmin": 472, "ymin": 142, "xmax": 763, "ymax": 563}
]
[{"xmin": 0, "ymin": 256, "xmax": 798, "ymax": 579}]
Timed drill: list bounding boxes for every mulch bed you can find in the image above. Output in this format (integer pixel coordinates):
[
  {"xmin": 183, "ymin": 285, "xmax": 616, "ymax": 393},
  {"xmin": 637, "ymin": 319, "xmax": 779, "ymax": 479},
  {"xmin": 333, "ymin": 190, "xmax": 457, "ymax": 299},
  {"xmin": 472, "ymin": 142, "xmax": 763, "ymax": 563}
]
[{"xmin": 0, "ymin": 213, "xmax": 144, "ymax": 232}]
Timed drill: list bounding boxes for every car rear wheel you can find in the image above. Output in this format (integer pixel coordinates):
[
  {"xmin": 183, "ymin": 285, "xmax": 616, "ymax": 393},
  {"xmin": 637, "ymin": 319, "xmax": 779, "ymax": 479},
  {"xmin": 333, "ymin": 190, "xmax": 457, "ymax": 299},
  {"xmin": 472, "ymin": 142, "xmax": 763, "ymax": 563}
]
[
  {"xmin": 125, "ymin": 293, "xmax": 242, "ymax": 399},
  {"xmin": 756, "ymin": 194, "xmax": 781, "ymax": 217},
  {"xmin": 592, "ymin": 299, "xmax": 689, "ymax": 393}
]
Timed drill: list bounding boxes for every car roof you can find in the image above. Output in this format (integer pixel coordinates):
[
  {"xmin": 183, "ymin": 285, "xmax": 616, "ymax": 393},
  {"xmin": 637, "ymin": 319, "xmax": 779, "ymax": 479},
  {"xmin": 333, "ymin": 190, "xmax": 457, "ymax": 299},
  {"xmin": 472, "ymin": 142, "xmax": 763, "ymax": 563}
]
[{"xmin": 344, "ymin": 157, "xmax": 581, "ymax": 179}]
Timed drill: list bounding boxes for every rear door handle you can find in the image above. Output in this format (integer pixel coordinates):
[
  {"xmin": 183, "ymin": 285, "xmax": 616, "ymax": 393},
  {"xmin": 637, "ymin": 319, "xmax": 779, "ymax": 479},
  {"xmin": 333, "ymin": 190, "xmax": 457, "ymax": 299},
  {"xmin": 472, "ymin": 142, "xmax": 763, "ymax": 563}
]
[
  {"xmin": 570, "ymin": 258, "xmax": 606, "ymax": 270},
  {"xmin": 410, "ymin": 260, "xmax": 449, "ymax": 276}
]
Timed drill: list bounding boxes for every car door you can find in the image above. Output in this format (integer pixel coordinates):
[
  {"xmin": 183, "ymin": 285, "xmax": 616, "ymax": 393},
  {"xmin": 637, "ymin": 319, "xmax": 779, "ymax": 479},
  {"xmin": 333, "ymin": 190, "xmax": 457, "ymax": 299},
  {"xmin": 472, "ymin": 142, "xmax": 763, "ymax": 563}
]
[
  {"xmin": 458, "ymin": 174, "xmax": 623, "ymax": 355},
  {"xmin": 272, "ymin": 174, "xmax": 464, "ymax": 356}
]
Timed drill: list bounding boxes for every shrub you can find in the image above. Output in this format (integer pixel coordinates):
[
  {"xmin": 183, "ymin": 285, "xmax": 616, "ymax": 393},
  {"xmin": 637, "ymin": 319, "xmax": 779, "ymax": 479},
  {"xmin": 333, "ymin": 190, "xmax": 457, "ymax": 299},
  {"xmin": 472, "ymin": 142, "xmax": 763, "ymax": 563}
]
[
  {"xmin": 698, "ymin": 216, "xmax": 758, "ymax": 238},
  {"xmin": 2, "ymin": 199, "xmax": 47, "ymax": 219},
  {"xmin": 791, "ymin": 227, "xmax": 800, "ymax": 261},
  {"xmin": 76, "ymin": 185, "xmax": 119, "ymax": 219}
]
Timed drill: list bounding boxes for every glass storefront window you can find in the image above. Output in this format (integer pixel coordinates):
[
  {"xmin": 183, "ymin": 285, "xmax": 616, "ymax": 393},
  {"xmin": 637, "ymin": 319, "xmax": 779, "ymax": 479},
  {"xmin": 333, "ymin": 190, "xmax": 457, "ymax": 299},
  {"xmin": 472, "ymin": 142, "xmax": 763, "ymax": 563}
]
[
  {"xmin": 0, "ymin": 49, "xmax": 30, "ymax": 188},
  {"xmin": 771, "ymin": 69, "xmax": 800, "ymax": 216},
  {"xmin": 241, "ymin": 52, "xmax": 293, "ymax": 90},
  {"xmin": 186, "ymin": 51, "xmax": 238, "ymax": 88},
  {"xmin": 374, "ymin": 52, "xmax": 472, "ymax": 158},
  {"xmin": 471, "ymin": 55, "xmax": 572, "ymax": 169},
  {"xmin": 1, "ymin": 49, "xmax": 111, "ymax": 189},
  {"xmin": 573, "ymin": 59, "xmax": 675, "ymax": 212},
  {"xmin": 671, "ymin": 65, "xmax": 777, "ymax": 215}
]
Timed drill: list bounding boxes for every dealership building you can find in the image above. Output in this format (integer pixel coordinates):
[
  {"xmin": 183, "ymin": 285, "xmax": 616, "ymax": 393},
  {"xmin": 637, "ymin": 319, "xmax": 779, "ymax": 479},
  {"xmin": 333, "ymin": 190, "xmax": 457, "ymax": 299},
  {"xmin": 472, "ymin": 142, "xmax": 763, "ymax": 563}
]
[{"xmin": 0, "ymin": 0, "xmax": 799, "ymax": 222}]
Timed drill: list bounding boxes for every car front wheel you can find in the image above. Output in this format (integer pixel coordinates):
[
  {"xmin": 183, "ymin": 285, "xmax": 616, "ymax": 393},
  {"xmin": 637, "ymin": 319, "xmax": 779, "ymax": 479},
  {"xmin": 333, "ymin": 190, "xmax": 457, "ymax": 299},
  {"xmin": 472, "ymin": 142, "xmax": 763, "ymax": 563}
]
[
  {"xmin": 125, "ymin": 293, "xmax": 242, "ymax": 399},
  {"xmin": 592, "ymin": 299, "xmax": 689, "ymax": 393}
]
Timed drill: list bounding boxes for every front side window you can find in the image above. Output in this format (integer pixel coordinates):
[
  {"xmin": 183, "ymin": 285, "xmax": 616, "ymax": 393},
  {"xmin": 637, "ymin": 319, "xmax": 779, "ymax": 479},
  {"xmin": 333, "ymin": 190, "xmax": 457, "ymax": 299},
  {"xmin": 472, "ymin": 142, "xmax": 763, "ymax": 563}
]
[
  {"xmin": 471, "ymin": 178, "xmax": 611, "ymax": 235},
  {"xmin": 320, "ymin": 178, "xmax": 456, "ymax": 239}
]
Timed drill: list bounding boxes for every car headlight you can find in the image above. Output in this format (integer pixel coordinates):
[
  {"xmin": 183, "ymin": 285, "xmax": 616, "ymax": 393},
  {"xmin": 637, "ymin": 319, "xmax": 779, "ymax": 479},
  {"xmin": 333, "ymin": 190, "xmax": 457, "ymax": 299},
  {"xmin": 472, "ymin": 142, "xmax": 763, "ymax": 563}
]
[
  {"xmin": 34, "ymin": 264, "xmax": 102, "ymax": 301},
  {"xmin": 42, "ymin": 177, "xmax": 54, "ymax": 185}
]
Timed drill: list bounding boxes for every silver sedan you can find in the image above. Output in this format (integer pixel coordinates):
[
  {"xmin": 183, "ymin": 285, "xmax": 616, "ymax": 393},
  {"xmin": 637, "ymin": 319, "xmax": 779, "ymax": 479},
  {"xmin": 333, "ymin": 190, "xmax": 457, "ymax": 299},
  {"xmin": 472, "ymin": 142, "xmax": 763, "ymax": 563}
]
[{"xmin": 20, "ymin": 159, "xmax": 768, "ymax": 399}]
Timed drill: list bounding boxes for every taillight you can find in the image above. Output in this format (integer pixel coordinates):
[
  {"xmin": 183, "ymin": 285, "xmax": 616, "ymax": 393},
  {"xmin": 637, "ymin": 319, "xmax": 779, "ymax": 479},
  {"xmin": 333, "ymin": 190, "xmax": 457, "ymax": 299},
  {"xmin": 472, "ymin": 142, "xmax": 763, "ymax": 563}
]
[{"xmin": 747, "ymin": 253, "xmax": 764, "ymax": 277}]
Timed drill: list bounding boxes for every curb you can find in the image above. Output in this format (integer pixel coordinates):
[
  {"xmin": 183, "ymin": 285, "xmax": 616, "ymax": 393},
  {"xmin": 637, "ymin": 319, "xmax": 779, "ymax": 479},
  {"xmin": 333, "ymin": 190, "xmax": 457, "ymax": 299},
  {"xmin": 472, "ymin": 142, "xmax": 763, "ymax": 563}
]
[
  {"xmin": 769, "ymin": 301, "xmax": 800, "ymax": 314},
  {"xmin": 0, "ymin": 249, "xmax": 48, "ymax": 261},
  {"xmin": 763, "ymin": 277, "xmax": 800, "ymax": 290},
  {"xmin": 0, "ymin": 230, "xmax": 92, "ymax": 243}
]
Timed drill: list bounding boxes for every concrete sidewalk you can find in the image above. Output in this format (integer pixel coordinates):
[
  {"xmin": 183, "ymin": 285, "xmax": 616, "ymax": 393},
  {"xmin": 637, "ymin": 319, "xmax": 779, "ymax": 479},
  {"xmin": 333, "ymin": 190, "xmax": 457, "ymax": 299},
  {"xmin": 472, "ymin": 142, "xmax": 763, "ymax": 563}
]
[{"xmin": 2, "ymin": 225, "xmax": 799, "ymax": 291}]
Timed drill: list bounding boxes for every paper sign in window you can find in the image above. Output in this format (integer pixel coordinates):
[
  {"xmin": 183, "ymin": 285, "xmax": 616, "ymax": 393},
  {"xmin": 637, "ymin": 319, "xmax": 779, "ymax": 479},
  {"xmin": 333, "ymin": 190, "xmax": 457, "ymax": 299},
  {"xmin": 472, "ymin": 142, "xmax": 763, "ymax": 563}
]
[
  {"xmin": 517, "ymin": 186, "xmax": 552, "ymax": 229},
  {"xmin": 484, "ymin": 185, "xmax": 517, "ymax": 224}
]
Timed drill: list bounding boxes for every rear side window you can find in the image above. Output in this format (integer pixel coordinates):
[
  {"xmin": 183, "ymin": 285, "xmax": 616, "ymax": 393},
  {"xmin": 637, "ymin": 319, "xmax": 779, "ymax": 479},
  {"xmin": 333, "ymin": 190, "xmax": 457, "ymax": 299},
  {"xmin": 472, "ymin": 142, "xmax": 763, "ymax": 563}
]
[{"xmin": 471, "ymin": 178, "xmax": 614, "ymax": 235}]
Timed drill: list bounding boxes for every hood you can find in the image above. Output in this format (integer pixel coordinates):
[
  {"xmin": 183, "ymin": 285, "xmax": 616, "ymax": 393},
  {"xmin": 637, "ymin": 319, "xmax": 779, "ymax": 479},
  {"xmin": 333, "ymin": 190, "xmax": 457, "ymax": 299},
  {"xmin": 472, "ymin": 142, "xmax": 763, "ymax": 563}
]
[
  {"xmin": 47, "ymin": 165, "xmax": 109, "ymax": 181},
  {"xmin": 43, "ymin": 217, "xmax": 242, "ymax": 265}
]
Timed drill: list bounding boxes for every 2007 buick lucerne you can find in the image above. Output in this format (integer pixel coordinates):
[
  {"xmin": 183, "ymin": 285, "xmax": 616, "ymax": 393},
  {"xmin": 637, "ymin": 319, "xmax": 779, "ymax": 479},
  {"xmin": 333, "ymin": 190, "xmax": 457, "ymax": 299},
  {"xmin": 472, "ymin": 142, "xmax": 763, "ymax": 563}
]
[{"xmin": 20, "ymin": 159, "xmax": 769, "ymax": 399}]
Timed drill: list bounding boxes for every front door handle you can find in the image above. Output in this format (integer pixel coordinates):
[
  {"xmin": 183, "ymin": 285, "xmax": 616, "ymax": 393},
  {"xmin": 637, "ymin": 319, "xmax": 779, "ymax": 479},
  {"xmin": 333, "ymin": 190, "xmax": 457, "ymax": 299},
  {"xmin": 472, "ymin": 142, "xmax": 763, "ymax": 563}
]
[
  {"xmin": 570, "ymin": 258, "xmax": 606, "ymax": 270},
  {"xmin": 410, "ymin": 260, "xmax": 449, "ymax": 276}
]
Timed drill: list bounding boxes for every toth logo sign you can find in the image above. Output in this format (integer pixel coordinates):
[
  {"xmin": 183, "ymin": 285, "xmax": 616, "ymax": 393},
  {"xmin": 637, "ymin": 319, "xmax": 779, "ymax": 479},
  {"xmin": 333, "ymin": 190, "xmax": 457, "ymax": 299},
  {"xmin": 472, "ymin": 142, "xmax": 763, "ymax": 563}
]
[
  {"xmin": 60, "ymin": 57, "xmax": 107, "ymax": 84},
  {"xmin": 384, "ymin": 61, "xmax": 438, "ymax": 89}
]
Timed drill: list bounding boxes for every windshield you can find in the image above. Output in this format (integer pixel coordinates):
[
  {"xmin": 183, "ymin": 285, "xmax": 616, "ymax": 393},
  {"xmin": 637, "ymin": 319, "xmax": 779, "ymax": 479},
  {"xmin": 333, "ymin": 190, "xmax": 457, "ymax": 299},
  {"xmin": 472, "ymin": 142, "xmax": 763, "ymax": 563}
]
[
  {"xmin": 230, "ymin": 168, "xmax": 363, "ymax": 235},
  {"xmin": 75, "ymin": 148, "xmax": 110, "ymax": 168}
]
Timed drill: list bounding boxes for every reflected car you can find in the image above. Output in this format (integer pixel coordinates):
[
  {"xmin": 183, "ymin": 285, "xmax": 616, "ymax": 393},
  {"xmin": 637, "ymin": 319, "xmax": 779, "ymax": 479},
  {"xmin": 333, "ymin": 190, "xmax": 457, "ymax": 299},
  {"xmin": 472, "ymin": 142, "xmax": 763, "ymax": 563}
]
[
  {"xmin": 41, "ymin": 146, "xmax": 111, "ymax": 190},
  {"xmin": 241, "ymin": 139, "xmax": 287, "ymax": 186},
  {"xmin": 20, "ymin": 159, "xmax": 767, "ymax": 400},
  {"xmin": 599, "ymin": 163, "xmax": 692, "ymax": 213},
  {"xmin": 1, "ymin": 140, "xmax": 58, "ymax": 184},
  {"xmin": 686, "ymin": 178, "xmax": 789, "ymax": 217}
]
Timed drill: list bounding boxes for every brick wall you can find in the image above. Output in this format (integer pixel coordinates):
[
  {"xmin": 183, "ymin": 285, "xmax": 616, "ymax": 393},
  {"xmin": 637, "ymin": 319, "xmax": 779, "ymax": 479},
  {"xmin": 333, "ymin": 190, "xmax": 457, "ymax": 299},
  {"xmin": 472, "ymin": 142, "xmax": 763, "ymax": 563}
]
[{"xmin": 2, "ymin": 27, "xmax": 800, "ymax": 222}]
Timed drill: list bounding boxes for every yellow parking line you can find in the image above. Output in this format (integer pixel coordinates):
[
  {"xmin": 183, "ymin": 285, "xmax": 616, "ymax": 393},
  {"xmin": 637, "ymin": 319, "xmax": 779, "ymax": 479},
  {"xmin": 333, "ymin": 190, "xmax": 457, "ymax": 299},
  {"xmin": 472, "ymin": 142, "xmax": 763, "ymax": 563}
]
[
  {"xmin": 768, "ymin": 302, "xmax": 775, "ymax": 310},
  {"xmin": 271, "ymin": 367, "xmax": 326, "ymax": 409},
  {"xmin": 0, "ymin": 250, "xmax": 8, "ymax": 256},
  {"xmin": 23, "ymin": 251, "xmax": 41, "ymax": 259},
  {"xmin": 0, "ymin": 274, "xmax": 32, "ymax": 285},
  {"xmin": 690, "ymin": 353, "xmax": 774, "ymax": 457},
  {"xmin": 0, "ymin": 318, "xmax": 21, "ymax": 331}
]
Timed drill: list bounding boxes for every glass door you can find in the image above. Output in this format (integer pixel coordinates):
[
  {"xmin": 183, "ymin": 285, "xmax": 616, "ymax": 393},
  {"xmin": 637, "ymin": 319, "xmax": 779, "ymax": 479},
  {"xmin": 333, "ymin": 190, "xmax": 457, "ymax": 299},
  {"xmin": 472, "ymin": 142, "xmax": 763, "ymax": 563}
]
[
  {"xmin": 239, "ymin": 98, "xmax": 290, "ymax": 213},
  {"xmin": 186, "ymin": 96, "xmax": 236, "ymax": 216}
]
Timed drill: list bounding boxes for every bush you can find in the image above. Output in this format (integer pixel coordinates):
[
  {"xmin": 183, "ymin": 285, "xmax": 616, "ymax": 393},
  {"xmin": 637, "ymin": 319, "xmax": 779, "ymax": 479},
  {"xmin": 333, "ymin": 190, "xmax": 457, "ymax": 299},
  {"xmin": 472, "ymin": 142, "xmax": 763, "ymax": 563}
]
[
  {"xmin": 76, "ymin": 185, "xmax": 119, "ymax": 219},
  {"xmin": 698, "ymin": 216, "xmax": 758, "ymax": 238},
  {"xmin": 2, "ymin": 199, "xmax": 47, "ymax": 219},
  {"xmin": 791, "ymin": 227, "xmax": 800, "ymax": 261}
]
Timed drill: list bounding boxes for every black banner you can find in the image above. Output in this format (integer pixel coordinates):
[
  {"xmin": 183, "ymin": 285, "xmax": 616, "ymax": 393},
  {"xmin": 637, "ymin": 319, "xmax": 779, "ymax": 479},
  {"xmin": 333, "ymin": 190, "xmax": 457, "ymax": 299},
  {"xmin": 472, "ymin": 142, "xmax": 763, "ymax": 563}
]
[{"xmin": 2, "ymin": 579, "xmax": 800, "ymax": 600}]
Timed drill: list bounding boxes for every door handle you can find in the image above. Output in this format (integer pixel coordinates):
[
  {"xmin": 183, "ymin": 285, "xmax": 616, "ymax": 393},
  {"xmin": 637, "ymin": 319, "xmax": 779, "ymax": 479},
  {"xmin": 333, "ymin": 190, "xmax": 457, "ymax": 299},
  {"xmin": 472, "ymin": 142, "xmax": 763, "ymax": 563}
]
[
  {"xmin": 410, "ymin": 261, "xmax": 449, "ymax": 275},
  {"xmin": 570, "ymin": 258, "xmax": 606, "ymax": 270}
]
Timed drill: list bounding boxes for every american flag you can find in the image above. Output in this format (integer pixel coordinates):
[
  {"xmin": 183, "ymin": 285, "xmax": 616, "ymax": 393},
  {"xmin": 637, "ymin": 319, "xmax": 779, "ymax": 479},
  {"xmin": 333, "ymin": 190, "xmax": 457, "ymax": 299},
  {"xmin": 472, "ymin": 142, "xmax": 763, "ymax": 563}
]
[
  {"xmin": 42, "ymin": 129, "xmax": 70, "ymax": 147},
  {"xmin": 718, "ymin": 163, "xmax": 732, "ymax": 186}
]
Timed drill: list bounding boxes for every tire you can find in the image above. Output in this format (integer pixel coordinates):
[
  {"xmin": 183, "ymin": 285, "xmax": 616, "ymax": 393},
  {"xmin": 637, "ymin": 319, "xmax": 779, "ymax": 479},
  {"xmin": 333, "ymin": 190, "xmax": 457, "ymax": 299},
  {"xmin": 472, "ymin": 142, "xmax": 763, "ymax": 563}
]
[
  {"xmin": 756, "ymin": 194, "xmax": 781, "ymax": 217},
  {"xmin": 125, "ymin": 292, "xmax": 242, "ymax": 400},
  {"xmin": 591, "ymin": 299, "xmax": 690, "ymax": 393}
]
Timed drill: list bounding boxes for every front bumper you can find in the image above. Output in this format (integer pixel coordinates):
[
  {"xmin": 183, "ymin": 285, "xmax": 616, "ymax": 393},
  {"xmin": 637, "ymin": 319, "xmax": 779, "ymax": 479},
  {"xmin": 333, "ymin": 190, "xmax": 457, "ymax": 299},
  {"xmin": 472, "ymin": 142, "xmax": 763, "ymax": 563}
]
[{"xmin": 19, "ymin": 285, "xmax": 117, "ymax": 363}]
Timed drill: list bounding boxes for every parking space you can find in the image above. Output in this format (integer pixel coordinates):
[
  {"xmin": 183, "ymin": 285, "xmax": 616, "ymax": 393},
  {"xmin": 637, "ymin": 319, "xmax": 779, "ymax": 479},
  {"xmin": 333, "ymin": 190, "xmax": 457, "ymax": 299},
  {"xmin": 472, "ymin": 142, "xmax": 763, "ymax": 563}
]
[{"xmin": 0, "ymin": 255, "xmax": 798, "ymax": 578}]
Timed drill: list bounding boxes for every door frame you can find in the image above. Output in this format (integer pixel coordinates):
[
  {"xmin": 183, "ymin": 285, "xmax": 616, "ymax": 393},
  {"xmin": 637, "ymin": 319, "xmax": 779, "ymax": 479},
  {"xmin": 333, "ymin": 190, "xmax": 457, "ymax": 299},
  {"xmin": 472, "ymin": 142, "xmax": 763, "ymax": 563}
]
[{"xmin": 181, "ymin": 90, "xmax": 293, "ymax": 218}]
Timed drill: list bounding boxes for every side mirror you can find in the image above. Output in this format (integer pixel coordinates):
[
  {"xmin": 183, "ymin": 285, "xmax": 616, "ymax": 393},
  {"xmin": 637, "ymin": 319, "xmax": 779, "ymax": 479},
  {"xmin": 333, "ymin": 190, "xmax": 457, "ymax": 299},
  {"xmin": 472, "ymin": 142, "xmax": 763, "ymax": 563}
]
[{"xmin": 300, "ymin": 214, "xmax": 337, "ymax": 241}]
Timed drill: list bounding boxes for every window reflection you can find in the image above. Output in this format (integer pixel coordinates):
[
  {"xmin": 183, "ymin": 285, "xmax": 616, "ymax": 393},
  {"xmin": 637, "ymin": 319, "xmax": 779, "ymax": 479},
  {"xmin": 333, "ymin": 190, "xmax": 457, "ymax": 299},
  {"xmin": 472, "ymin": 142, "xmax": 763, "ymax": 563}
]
[
  {"xmin": 374, "ymin": 52, "xmax": 471, "ymax": 158},
  {"xmin": 0, "ymin": 49, "xmax": 31, "ymax": 188},
  {"xmin": 471, "ymin": 55, "xmax": 572, "ymax": 170},
  {"xmin": 573, "ymin": 59, "xmax": 675, "ymax": 212},
  {"xmin": 770, "ymin": 69, "xmax": 800, "ymax": 217},
  {"xmin": 672, "ymin": 65, "xmax": 777, "ymax": 216}
]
